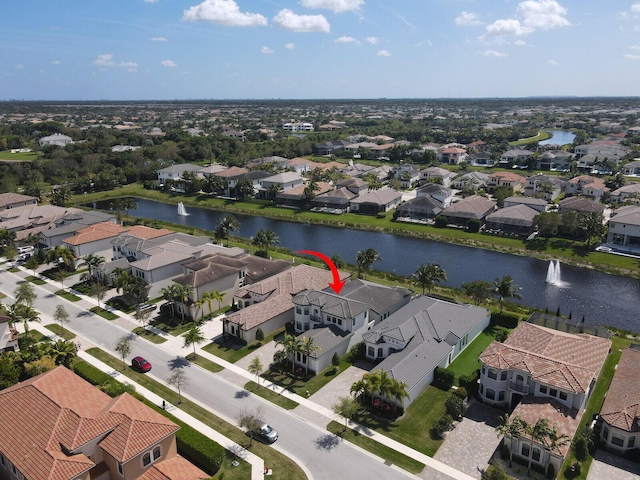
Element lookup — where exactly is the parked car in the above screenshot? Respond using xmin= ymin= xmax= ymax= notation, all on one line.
xmin=253 ymin=423 xmax=278 ymax=444
xmin=131 ymin=356 xmax=152 ymax=372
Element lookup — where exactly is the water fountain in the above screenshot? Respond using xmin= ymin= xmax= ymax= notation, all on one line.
xmin=546 ymin=260 xmax=562 ymax=285
xmin=177 ymin=202 xmax=188 ymax=216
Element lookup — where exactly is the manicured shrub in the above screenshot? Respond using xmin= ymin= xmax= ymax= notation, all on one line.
xmin=431 ymin=413 xmax=453 ymax=438
xmin=459 ymin=371 xmax=479 ymax=396
xmin=467 ymin=219 xmax=481 ymax=233
xmin=433 ymin=367 xmax=455 ymax=390
xmin=574 ymin=435 xmax=589 ymax=461
xmin=255 ymin=328 xmax=264 ymax=344
xmin=434 ymin=215 xmax=448 ymax=228
xmin=346 ymin=342 xmax=365 ymax=362
xmin=494 ymin=329 xmax=510 ymax=343
xmin=491 ymin=312 xmax=519 ymax=328
xmin=445 ymin=395 xmax=465 ymax=420
xmin=453 ymin=386 xmax=468 ymax=399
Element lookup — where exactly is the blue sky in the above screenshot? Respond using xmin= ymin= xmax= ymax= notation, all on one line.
xmin=2 ymin=0 xmax=640 ymax=100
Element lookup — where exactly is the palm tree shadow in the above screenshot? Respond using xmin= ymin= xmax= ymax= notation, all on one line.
xmin=314 ymin=433 xmax=341 ymax=452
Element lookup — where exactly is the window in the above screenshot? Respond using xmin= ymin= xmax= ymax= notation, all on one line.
xmin=629 ymin=436 xmax=636 ymax=448
xmin=550 ymin=388 xmax=558 ymax=397
xmin=143 ymin=452 xmax=152 ymax=467
xmin=296 ymin=307 xmax=302 ymax=314
xmin=482 ymin=366 xmax=486 ymax=375
xmin=296 ymin=322 xmax=302 ymax=331
xmin=377 ymin=348 xmax=383 ymax=358
xmin=338 ymin=318 xmax=342 ymax=326
xmin=368 ymin=346 xmax=374 ymax=357
xmin=532 ymin=448 xmax=541 ymax=462
xmin=304 ymin=307 xmax=309 ymax=315
xmin=522 ymin=443 xmax=530 ymax=457
xmin=498 ymin=391 xmax=505 ymax=401
xmin=500 ymin=371 xmax=508 ymax=381
xmin=612 ymin=433 xmax=625 ymax=447
xmin=352 ymin=318 xmax=356 ymax=327
xmin=559 ymin=391 xmax=567 ymax=401
xmin=488 ymin=369 xmax=497 ymax=380
xmin=603 ymin=426 xmax=609 ymax=441
xmin=486 ymin=388 xmax=495 ymax=400
xmin=304 ymin=323 xmax=310 ymax=331
xmin=539 ymin=385 xmax=547 ymax=394
xmin=153 ymin=446 xmax=161 ymax=461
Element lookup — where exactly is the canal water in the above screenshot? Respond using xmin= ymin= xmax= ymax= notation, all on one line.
xmin=539 ymin=130 xmax=576 ymax=146
xmin=94 ymin=199 xmax=640 ymax=332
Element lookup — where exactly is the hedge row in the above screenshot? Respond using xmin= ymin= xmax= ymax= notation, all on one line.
xmin=73 ymin=360 xmax=224 ymax=475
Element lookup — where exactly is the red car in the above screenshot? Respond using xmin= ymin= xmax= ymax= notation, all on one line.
xmin=131 ymin=356 xmax=152 ymax=373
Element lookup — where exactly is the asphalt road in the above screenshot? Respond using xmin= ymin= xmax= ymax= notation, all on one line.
xmin=0 ymin=268 xmax=416 ymax=480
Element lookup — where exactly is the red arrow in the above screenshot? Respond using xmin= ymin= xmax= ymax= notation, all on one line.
xmin=297 ymin=250 xmax=346 ymax=295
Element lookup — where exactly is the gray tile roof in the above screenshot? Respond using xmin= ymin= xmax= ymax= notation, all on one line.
xmin=485 ymin=204 xmax=538 ymax=227
xmin=339 ymin=279 xmax=412 ymax=320
xmin=298 ymin=325 xmax=351 ymax=359
xmin=442 ymin=195 xmax=496 ymax=220
xmin=292 ymin=289 xmax=370 ymax=319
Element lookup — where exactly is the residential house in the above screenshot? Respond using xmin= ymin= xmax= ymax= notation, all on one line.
xmin=223 ymin=264 xmax=348 ymax=343
xmin=257 ymin=172 xmax=304 ymax=199
xmin=291 ymin=280 xmax=412 ymax=374
xmin=611 ymin=183 xmax=640 ymax=203
xmin=172 ymin=253 xmax=291 ymax=319
xmin=503 ymin=196 xmax=547 ymax=213
xmin=0 ymin=366 xmax=208 ymax=480
xmin=0 ymin=313 xmax=19 ymax=352
xmin=0 ymin=193 xmax=37 ymax=211
xmin=599 ymin=348 xmax=640 ymax=455
xmin=451 ymin=171 xmax=490 ymax=191
xmin=478 ymin=322 xmax=610 ymax=475
xmin=622 ymin=160 xmax=640 ymax=176
xmin=283 ymin=157 xmax=311 ymax=174
xmin=225 ymin=170 xmax=271 ymax=197
xmin=523 ymin=174 xmax=567 ymax=201
xmin=198 ymin=164 xmax=227 ymax=178
xmin=468 ymin=152 xmax=495 ymax=167
xmin=485 ymin=204 xmax=539 ymax=237
xmin=574 ymin=141 xmax=629 ymax=165
xmin=311 ymin=188 xmax=358 ymax=214
xmin=341 ymin=161 xmax=376 ymax=178
xmin=437 ymin=147 xmax=468 ymax=165
xmin=38 ymin=211 xmax=117 ymax=249
xmin=38 ymin=133 xmax=73 ymax=147
xmin=607 ymin=205 xmax=640 ymax=249
xmin=336 ymin=177 xmax=369 ymax=194
xmin=275 ymin=181 xmax=333 ymax=208
xmin=282 ymin=122 xmax=314 ymax=132
xmin=392 ymin=164 xmax=421 ymax=188
xmin=499 ymin=149 xmax=534 ymax=167
xmin=420 ymin=167 xmax=457 ymax=187
xmin=349 ymin=187 xmax=402 ymax=214
xmin=487 ymin=172 xmax=525 ymax=193
xmin=111 ymin=145 xmax=141 ymax=153
xmin=314 ymin=140 xmax=349 ymax=156
xmin=565 ymin=175 xmax=608 ymax=202
xmin=557 ymin=197 xmax=605 ymax=217
xmin=157 ymin=163 xmax=203 ymax=186
xmin=441 ymin=195 xmax=496 ymax=227
xmin=62 ymin=222 xmax=129 ymax=258
xmin=362 ymin=296 xmax=490 ymax=408
xmin=536 ymin=150 xmax=574 ymax=171
xmin=395 ymin=196 xmax=444 ymax=223
xmin=415 ymin=184 xmax=454 ymax=207
xmin=221 ymin=129 xmax=245 ymax=142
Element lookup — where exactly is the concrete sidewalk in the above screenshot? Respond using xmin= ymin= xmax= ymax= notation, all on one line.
xmin=9 ymin=263 xmax=475 ymax=480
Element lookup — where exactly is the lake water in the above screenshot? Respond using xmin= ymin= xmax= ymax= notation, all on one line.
xmin=539 ymin=130 xmax=576 ymax=146
xmin=93 ymin=199 xmax=640 ymax=332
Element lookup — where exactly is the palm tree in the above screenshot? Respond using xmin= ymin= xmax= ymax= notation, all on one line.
xmin=174 ymin=283 xmax=191 ymax=323
xmin=275 ymin=333 xmax=302 ymax=373
xmin=46 ymin=245 xmax=76 ymax=270
xmin=412 ymin=262 xmax=447 ymax=295
xmin=14 ymin=283 xmax=37 ymax=308
xmin=526 ymin=418 xmax=552 ymax=475
xmin=544 ymin=424 xmax=571 ymax=474
xmin=215 ymin=214 xmax=240 ymax=247
xmin=362 ymin=371 xmax=381 ymax=406
xmin=375 ymin=370 xmax=394 ymax=401
xmin=300 ymin=335 xmax=320 ymax=374
xmin=10 ymin=303 xmax=40 ymax=340
xmin=496 ymin=413 xmax=525 ymax=467
xmin=113 ymin=267 xmax=135 ymax=296
xmin=248 ymin=357 xmax=264 ymax=386
xmin=389 ymin=378 xmax=410 ymax=407
xmin=161 ymin=284 xmax=179 ymax=318
xmin=493 ymin=275 xmax=523 ymax=315
xmin=183 ymin=325 xmax=205 ymax=358
xmin=210 ymin=290 xmax=225 ymax=315
xmin=201 ymin=291 xmax=214 ymax=320
xmin=47 ymin=339 xmax=76 ymax=367
xmin=350 ymin=379 xmax=367 ymax=403
xmin=80 ymin=253 xmax=105 ymax=281
xmin=356 ymin=248 xmax=381 ymax=279
xmin=251 ymin=229 xmax=279 ymax=257
xmin=195 ymin=297 xmax=206 ymax=324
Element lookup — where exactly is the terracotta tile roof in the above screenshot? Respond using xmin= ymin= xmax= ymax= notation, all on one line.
xmin=227 ymin=264 xmax=349 ymax=331
xmin=62 ymin=221 xmax=128 ymax=246
xmin=127 ymin=225 xmax=174 ymax=240
xmin=489 ymin=171 xmax=526 ymax=182
xmin=215 ymin=166 xmax=248 ymax=178
xmin=0 ymin=367 xmax=181 ymax=480
xmin=0 ymin=192 xmax=37 ymax=208
xmin=600 ymin=348 xmax=640 ymax=432
xmin=480 ymin=322 xmax=610 ymax=393
xmin=139 ymin=456 xmax=209 ymax=480
xmin=510 ymin=397 xmax=582 ymax=457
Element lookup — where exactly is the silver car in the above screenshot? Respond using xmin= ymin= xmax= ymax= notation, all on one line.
xmin=254 ymin=423 xmax=278 ymax=444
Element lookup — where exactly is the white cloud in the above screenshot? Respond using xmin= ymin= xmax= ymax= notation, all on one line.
xmin=144 ymin=0 xmax=159 ymax=3
xmin=483 ymin=0 xmax=569 ymax=38
xmin=518 ymin=0 xmax=570 ymax=30
xmin=514 ymin=39 xmax=527 ymax=46
xmin=631 ymin=45 xmax=640 ymax=50
xmin=183 ymin=0 xmax=268 ymax=27
xmin=376 ymin=49 xmax=391 ymax=56
xmin=151 ymin=36 xmax=167 ymax=42
xmin=272 ymin=9 xmax=330 ymax=33
xmin=415 ymin=39 xmax=432 ymax=47
xmin=366 ymin=36 xmax=380 ymax=44
xmin=482 ymin=50 xmax=508 ymax=57
xmin=92 ymin=54 xmax=138 ymax=68
xmin=261 ymin=46 xmax=274 ymax=54
xmin=335 ymin=36 xmax=360 ymax=44
xmin=15 ymin=64 xmax=24 ymax=69
xmin=547 ymin=59 xmax=557 ymax=65
xmin=161 ymin=59 xmax=177 ymax=67
xmin=456 ymin=11 xmax=482 ymax=26
xmin=300 ymin=0 xmax=364 ymax=14
xmin=624 ymin=53 xmax=640 ymax=59
xmin=285 ymin=43 xmax=296 ymax=49
xmin=632 ymin=3 xmax=640 ymax=13
xmin=51 ymin=60 xmax=61 ymax=65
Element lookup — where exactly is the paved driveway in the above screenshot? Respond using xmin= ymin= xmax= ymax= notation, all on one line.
xmin=433 ymin=401 xmax=503 ymax=479
xmin=306 ymin=361 xmax=372 ymax=410
xmin=588 ymin=450 xmax=640 ymax=480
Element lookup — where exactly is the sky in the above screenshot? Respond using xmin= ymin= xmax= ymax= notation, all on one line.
xmin=2 ymin=0 xmax=640 ymax=100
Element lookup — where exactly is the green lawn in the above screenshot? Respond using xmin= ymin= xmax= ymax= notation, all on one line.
xmin=151 ymin=316 xmax=200 ymax=337
xmin=25 ymin=275 xmax=46 ymax=285
xmin=186 ymin=353 xmax=224 ymax=373
xmin=327 ymin=421 xmax=425 ymax=474
xmin=0 ymin=149 xmax=41 ymax=161
xmin=261 ymin=355 xmax=353 ymax=397
xmin=346 ymin=385 xmax=451 ymax=457
xmin=509 ymin=131 xmax=552 ymax=146
xmin=132 ymin=326 xmax=167 ymax=344
xmin=86 ymin=348 xmax=307 ymax=480
xmin=45 ymin=324 xmax=76 ymax=341
xmin=244 ymin=381 xmax=299 ymax=410
xmin=90 ymin=306 xmax=119 ymax=320
xmin=203 ymin=326 xmax=286 ymax=363
xmin=56 ymin=290 xmax=81 ymax=301
xmin=559 ymin=335 xmax=631 ymax=480
xmin=447 ymin=324 xmax=512 ymax=385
